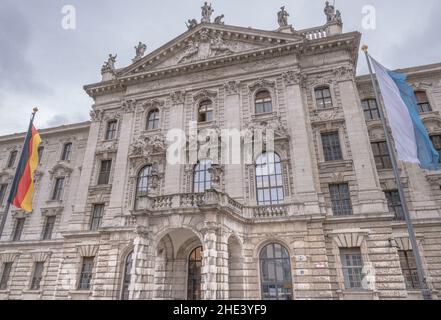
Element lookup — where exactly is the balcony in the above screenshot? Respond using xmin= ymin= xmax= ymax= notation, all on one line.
xmin=133 ymin=189 xmax=311 ymax=221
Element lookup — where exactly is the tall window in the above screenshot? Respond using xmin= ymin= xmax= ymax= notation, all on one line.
xmin=193 ymin=159 xmax=212 ymax=193
xmin=42 ymin=216 xmax=56 ymax=240
xmin=321 ymin=132 xmax=343 ymax=161
xmin=371 ymin=141 xmax=392 ymax=170
xmin=147 ymin=109 xmax=160 ymax=130
xmin=30 ymin=262 xmax=44 ymax=290
xmin=61 ymin=143 xmax=72 ymax=161
xmin=340 ymin=248 xmax=364 ymax=289
xmin=137 ymin=165 xmax=153 ymax=197
xmin=52 ymin=177 xmax=65 ymax=201
xmin=12 ymin=218 xmax=25 ymax=241
xmin=38 ymin=146 xmax=44 ymax=164
xmin=121 ymin=252 xmax=133 ymax=300
xmin=398 ymin=250 xmax=420 ymax=289
xmin=90 ymin=204 xmax=104 ymax=231
xmin=256 ymin=152 xmax=284 ymax=206
xmin=98 ymin=160 xmax=112 ymax=185
xmin=414 ymin=91 xmax=431 ymax=113
xmin=330 ymin=183 xmax=353 ymax=216
xmin=0 ymin=184 xmax=7 ymax=206
xmin=260 ymin=243 xmax=293 ymax=300
xmin=362 ymin=99 xmax=380 ymax=121
xmin=187 ymin=246 xmax=203 ymax=301
xmin=105 ymin=120 xmax=118 ymax=140
xmin=431 ymin=135 xmax=441 ymax=163
xmin=385 ymin=190 xmax=404 ymax=220
xmin=315 ymin=86 xmax=333 ymax=109
xmin=78 ymin=257 xmax=94 ymax=290
xmin=7 ymin=151 xmax=18 ymax=168
xmin=0 ymin=262 xmax=13 ymax=290
xmin=255 ymin=90 xmax=273 ymax=114
xmin=198 ymin=100 xmax=214 ymax=123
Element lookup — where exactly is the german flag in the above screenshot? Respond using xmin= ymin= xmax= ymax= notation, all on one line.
xmin=7 ymin=114 xmax=42 ymax=213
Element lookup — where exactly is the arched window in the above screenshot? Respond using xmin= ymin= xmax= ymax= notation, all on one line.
xmin=361 ymin=99 xmax=380 ymax=120
xmin=121 ymin=251 xmax=133 ymax=300
xmin=193 ymin=159 xmax=212 ymax=193
xmin=414 ymin=90 xmax=432 ymax=113
xmin=136 ymin=165 xmax=153 ymax=197
xmin=256 ymin=152 xmax=284 ymax=206
xmin=260 ymin=243 xmax=293 ymax=300
xmin=147 ymin=109 xmax=160 ymax=130
xmin=187 ymin=246 xmax=203 ymax=301
xmin=198 ymin=100 xmax=214 ymax=123
xmin=315 ymin=86 xmax=333 ymax=109
xmin=255 ymin=90 xmax=273 ymax=114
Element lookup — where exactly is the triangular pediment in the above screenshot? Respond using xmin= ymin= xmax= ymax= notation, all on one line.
xmin=119 ymin=23 xmax=305 ymax=77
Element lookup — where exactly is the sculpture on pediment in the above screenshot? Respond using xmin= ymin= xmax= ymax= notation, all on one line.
xmin=186 ymin=19 xmax=198 ymax=30
xmin=214 ymin=14 xmax=225 ymax=25
xmin=210 ymin=35 xmax=233 ymax=56
xmin=277 ymin=6 xmax=290 ymax=27
xmin=101 ymin=54 xmax=117 ymax=73
xmin=133 ymin=42 xmax=147 ymax=61
xmin=201 ymin=2 xmax=214 ymax=23
xmin=179 ymin=40 xmax=200 ymax=63
xmin=324 ymin=1 xmax=342 ymax=25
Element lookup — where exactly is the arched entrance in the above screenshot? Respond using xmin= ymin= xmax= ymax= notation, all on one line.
xmin=154 ymin=228 xmax=203 ymax=300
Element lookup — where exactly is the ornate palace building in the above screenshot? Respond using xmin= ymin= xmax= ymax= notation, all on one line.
xmin=1 ymin=3 xmax=441 ymax=300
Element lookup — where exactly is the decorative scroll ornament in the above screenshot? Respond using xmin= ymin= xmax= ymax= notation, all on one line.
xmin=224 ymin=81 xmax=240 ymax=95
xmin=282 ymin=70 xmax=305 ymax=86
xmin=122 ymin=99 xmax=137 ymax=114
xmin=90 ymin=109 xmax=104 ymax=122
xmin=170 ymin=91 xmax=186 ymax=105
xmin=248 ymin=78 xmax=276 ymax=93
xmin=333 ymin=65 xmax=355 ymax=81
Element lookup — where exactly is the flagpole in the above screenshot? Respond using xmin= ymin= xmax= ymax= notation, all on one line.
xmin=361 ymin=45 xmax=432 ymax=300
xmin=0 ymin=108 xmax=38 ymax=240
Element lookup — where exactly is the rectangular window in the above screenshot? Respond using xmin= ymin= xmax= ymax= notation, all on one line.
xmin=321 ymin=132 xmax=343 ymax=161
xmin=315 ymin=87 xmax=333 ymax=109
xmin=431 ymin=135 xmax=441 ymax=163
xmin=30 ymin=262 xmax=44 ymax=291
xmin=37 ymin=146 xmax=44 ymax=164
xmin=105 ymin=121 xmax=118 ymax=140
xmin=330 ymin=183 xmax=353 ymax=216
xmin=98 ymin=160 xmax=112 ymax=185
xmin=398 ymin=250 xmax=420 ymax=289
xmin=0 ymin=184 xmax=7 ymax=206
xmin=7 ymin=151 xmax=18 ymax=168
xmin=90 ymin=204 xmax=104 ymax=231
xmin=362 ymin=99 xmax=380 ymax=121
xmin=78 ymin=257 xmax=94 ymax=290
xmin=12 ymin=218 xmax=25 ymax=242
xmin=385 ymin=190 xmax=404 ymax=220
xmin=0 ymin=262 xmax=13 ymax=290
xmin=340 ymin=248 xmax=364 ymax=289
xmin=61 ymin=143 xmax=72 ymax=161
xmin=371 ymin=141 xmax=392 ymax=169
xmin=415 ymin=91 xmax=432 ymax=113
xmin=52 ymin=177 xmax=65 ymax=201
xmin=42 ymin=216 xmax=56 ymax=240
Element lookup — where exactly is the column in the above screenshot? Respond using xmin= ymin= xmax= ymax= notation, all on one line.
xmin=130 ymin=226 xmax=154 ymax=300
xmin=336 ymin=66 xmax=386 ymax=214
xmin=223 ymin=81 xmax=245 ymax=200
xmin=105 ymin=100 xmax=136 ymax=226
xmin=283 ymin=71 xmax=320 ymax=213
xmin=163 ymin=91 xmax=186 ymax=195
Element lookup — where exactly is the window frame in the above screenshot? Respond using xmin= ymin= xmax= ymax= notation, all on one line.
xmin=0 ymin=262 xmax=13 ymax=290
xmin=430 ymin=135 xmax=441 ymax=164
xmin=193 ymin=159 xmax=213 ymax=193
xmin=30 ymin=262 xmax=45 ymax=291
xmin=187 ymin=246 xmax=203 ymax=301
xmin=90 ymin=204 xmax=104 ymax=231
xmin=340 ymin=248 xmax=364 ymax=290
xmin=384 ymin=190 xmax=404 ymax=220
xmin=329 ymin=183 xmax=353 ymax=216
xmin=7 ymin=151 xmax=18 ymax=168
xmin=147 ymin=109 xmax=160 ymax=130
xmin=371 ymin=141 xmax=392 ymax=170
xmin=314 ymin=86 xmax=333 ymax=110
xmin=78 ymin=257 xmax=95 ymax=290
xmin=97 ymin=160 xmax=112 ymax=185
xmin=51 ymin=177 xmax=65 ymax=201
xmin=255 ymin=152 xmax=285 ymax=206
xmin=121 ymin=251 xmax=133 ymax=300
xmin=105 ymin=120 xmax=118 ymax=140
xmin=12 ymin=218 xmax=25 ymax=242
xmin=361 ymin=99 xmax=380 ymax=121
xmin=259 ymin=243 xmax=293 ymax=300
xmin=197 ymin=100 xmax=214 ymax=123
xmin=321 ymin=132 xmax=343 ymax=162
xmin=37 ymin=146 xmax=44 ymax=164
xmin=42 ymin=216 xmax=56 ymax=240
xmin=61 ymin=143 xmax=72 ymax=161
xmin=414 ymin=90 xmax=432 ymax=114
xmin=398 ymin=250 xmax=420 ymax=290
xmin=136 ymin=165 xmax=153 ymax=197
xmin=0 ymin=184 xmax=8 ymax=206
xmin=254 ymin=90 xmax=273 ymax=114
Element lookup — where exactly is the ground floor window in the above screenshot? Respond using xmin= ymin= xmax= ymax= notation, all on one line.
xmin=187 ymin=246 xmax=203 ymax=300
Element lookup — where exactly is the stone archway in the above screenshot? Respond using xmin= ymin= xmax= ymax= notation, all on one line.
xmin=154 ymin=228 xmax=203 ymax=300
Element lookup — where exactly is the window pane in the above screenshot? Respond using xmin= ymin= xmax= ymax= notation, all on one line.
xmin=61 ymin=143 xmax=72 ymax=161
xmin=98 ymin=160 xmax=112 ymax=185
xmin=321 ymin=132 xmax=343 ymax=161
xmin=315 ymin=87 xmax=333 ymax=109
xmin=0 ymin=184 xmax=7 ymax=206
xmin=330 ymin=184 xmax=353 ymax=216
xmin=256 ymin=153 xmax=284 ymax=206
xmin=90 ymin=205 xmax=104 ymax=231
xmin=78 ymin=257 xmax=94 ymax=290
xmin=13 ymin=218 xmax=25 ymax=241
xmin=30 ymin=262 xmax=44 ymax=290
xmin=7 ymin=151 xmax=18 ymax=168
xmin=0 ymin=263 xmax=13 ymax=290
xmin=42 ymin=216 xmax=56 ymax=240
xmin=340 ymin=248 xmax=363 ymax=289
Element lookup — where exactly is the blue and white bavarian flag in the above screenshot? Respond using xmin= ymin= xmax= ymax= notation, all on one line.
xmin=371 ymin=57 xmax=439 ymax=171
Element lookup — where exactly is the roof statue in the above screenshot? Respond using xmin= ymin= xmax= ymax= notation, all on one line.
xmin=201 ymin=2 xmax=214 ymax=23
xmin=324 ymin=1 xmax=343 ymax=25
xmin=133 ymin=42 xmax=147 ymax=62
xmin=214 ymin=14 xmax=225 ymax=25
xmin=186 ymin=19 xmax=198 ymax=30
xmin=277 ymin=6 xmax=290 ymax=28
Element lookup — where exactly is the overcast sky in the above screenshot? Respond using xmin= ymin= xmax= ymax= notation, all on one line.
xmin=0 ymin=0 xmax=440 ymax=136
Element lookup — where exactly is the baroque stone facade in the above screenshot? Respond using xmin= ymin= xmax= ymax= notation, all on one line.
xmin=1 ymin=4 xmax=441 ymax=300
